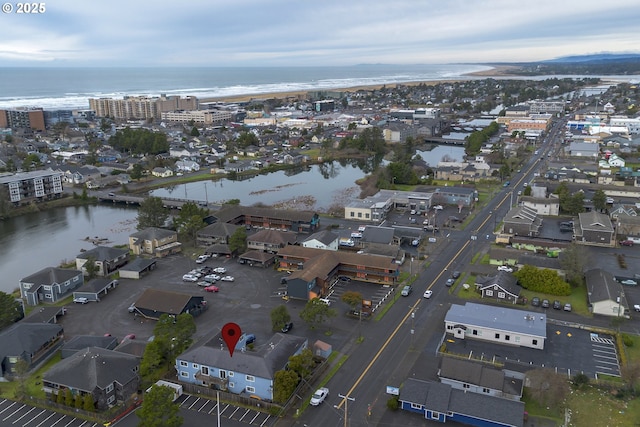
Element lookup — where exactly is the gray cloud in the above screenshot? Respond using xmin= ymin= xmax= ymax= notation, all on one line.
xmin=1 ymin=0 xmax=638 ymax=66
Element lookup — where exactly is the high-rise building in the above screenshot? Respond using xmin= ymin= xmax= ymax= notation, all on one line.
xmin=0 ymin=169 xmax=64 ymax=206
xmin=0 ymin=108 xmax=46 ymax=131
xmin=89 ymin=95 xmax=199 ymax=120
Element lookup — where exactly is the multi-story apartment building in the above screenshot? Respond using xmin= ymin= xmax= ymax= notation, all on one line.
xmin=161 ymin=109 xmax=232 ymax=125
xmin=0 ymin=169 xmax=64 ymax=206
xmin=89 ymin=95 xmax=198 ymax=120
xmin=0 ymin=108 xmax=46 ymax=131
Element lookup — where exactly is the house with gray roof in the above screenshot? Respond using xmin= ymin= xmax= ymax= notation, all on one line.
xmin=176 ymin=332 xmax=307 ymax=401
xmin=567 ymin=141 xmax=599 ymax=158
xmin=438 ymin=357 xmax=524 ymax=401
xmin=20 ymin=267 xmax=84 ymax=306
xmin=196 ymin=222 xmax=240 ymax=247
xmin=0 ymin=322 xmax=64 ymax=379
xmin=445 ymin=302 xmax=547 ymax=350
xmin=476 ymin=271 xmax=521 ymax=304
xmin=302 ymin=230 xmax=339 ymax=251
xmin=574 ymin=211 xmax=615 ymax=247
xmin=75 ymin=246 xmax=130 ymax=276
xmin=60 ymin=335 xmax=119 ymax=358
xmin=129 ymin=227 xmax=181 ymax=257
xmin=247 ymin=229 xmax=297 ymax=253
xmin=502 ymin=205 xmax=543 ymax=237
xmin=43 ymin=347 xmax=140 ymax=411
xmin=586 ymin=268 xmax=629 ymax=317
xmin=72 ymin=277 xmax=119 ymax=302
xmin=399 ymin=378 xmax=524 ymax=427
xmin=131 ymin=288 xmax=207 ymax=320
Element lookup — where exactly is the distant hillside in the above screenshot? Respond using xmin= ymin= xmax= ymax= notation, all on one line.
xmin=486 ymin=53 xmax=640 ymax=76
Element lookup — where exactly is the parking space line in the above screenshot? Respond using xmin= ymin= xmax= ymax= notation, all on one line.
xmin=187 ymin=397 xmax=201 ymax=410
xmin=259 ymin=415 xmax=271 ymax=427
xmin=22 ymin=408 xmax=47 ymax=426
xmin=49 ymin=415 xmax=69 ymax=426
xmin=238 ymin=408 xmax=251 ymax=421
xmin=3 ymin=403 xmax=25 ymax=421
xmin=0 ymin=401 xmax=18 ymax=415
xmin=63 ymin=417 xmax=77 ymax=427
xmin=207 ymin=402 xmax=219 ymax=415
xmin=593 ymin=353 xmax=618 ymax=361
xmin=249 ymin=412 xmax=261 ymax=424
xmin=14 ymin=405 xmax=38 ymax=423
xmin=33 ymin=411 xmax=56 ymax=427
xmin=197 ymin=400 xmax=210 ymax=412
xmin=219 ymin=403 xmax=230 ymax=415
xmin=229 ymin=406 xmax=240 ymax=418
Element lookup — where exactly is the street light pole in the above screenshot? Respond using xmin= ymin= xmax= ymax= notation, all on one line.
xmin=335 ymin=394 xmax=355 ymax=427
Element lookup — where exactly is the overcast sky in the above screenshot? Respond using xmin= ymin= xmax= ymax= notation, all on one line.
xmin=1 ymin=0 xmax=639 ymax=67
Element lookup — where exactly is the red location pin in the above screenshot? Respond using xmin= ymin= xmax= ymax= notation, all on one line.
xmin=221 ymin=322 xmax=242 ymax=357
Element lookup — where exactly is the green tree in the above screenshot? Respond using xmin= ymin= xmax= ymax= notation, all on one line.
xmin=137 ymin=385 xmax=183 ymax=427
xmin=273 ymin=369 xmax=299 ymax=404
xmin=514 ymin=265 xmax=571 ymax=295
xmin=0 ymin=291 xmax=23 ymax=328
xmin=228 ymin=227 xmax=247 ymax=255
xmin=137 ymin=197 xmax=169 ymax=230
xmin=109 ymin=127 xmax=169 ymax=155
xmin=56 ymin=389 xmax=65 ymax=404
xmin=593 ymin=189 xmax=607 ymax=212
xmin=74 ymin=394 xmax=83 ymax=409
xmin=270 ymin=305 xmax=291 ymax=331
xmin=236 ymin=131 xmax=259 ymax=149
xmin=131 ymin=163 xmax=145 ymax=180
xmin=559 ymin=243 xmax=589 ymax=287
xmin=523 ymin=186 xmax=532 ymax=196
xmin=140 ymin=339 xmax=166 ymax=379
xmin=287 ymin=348 xmax=315 ymax=380
xmin=83 ymin=256 xmax=100 ymax=280
xmin=82 ymin=393 xmax=95 ymax=411
xmin=299 ymin=298 xmax=336 ymax=329
xmin=22 ymin=153 xmax=42 ymax=171
xmin=190 ymin=126 xmax=200 ymax=137
xmin=64 ymin=388 xmax=74 ymax=406
xmin=173 ymin=202 xmax=208 ymax=241
xmin=341 ymin=291 xmax=363 ymax=310
xmin=13 ymin=358 xmax=29 ymax=399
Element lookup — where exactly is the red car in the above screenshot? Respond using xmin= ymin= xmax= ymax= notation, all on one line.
xmin=204 ymin=285 xmax=219 ymax=292
xmin=620 ymin=240 xmax=634 ymax=247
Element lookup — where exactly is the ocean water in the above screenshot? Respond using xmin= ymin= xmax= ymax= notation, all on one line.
xmin=0 ymin=64 xmax=492 ymax=110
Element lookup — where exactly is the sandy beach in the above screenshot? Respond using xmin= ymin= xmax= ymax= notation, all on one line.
xmin=202 ymin=65 xmax=521 ymax=104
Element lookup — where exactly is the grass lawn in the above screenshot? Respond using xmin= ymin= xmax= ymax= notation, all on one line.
xmin=566 ymin=385 xmax=640 ymax=427
xmin=520 ymin=286 xmax=591 ymax=317
xmin=456 ymin=275 xmax=482 ymax=300
xmin=0 ymin=352 xmax=62 ymax=400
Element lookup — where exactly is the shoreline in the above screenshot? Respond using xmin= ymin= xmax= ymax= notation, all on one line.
xmin=201 ymin=65 xmax=521 ymax=104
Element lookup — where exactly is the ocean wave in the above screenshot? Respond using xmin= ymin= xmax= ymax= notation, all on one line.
xmin=0 ymin=65 xmax=492 ymax=110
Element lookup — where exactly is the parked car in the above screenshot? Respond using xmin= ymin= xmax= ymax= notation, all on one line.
xmin=634 ymin=304 xmax=640 ymax=312
xmin=220 ymin=276 xmax=235 ymax=282
xmin=73 ymin=297 xmax=88 ymax=304
xmin=123 ymin=333 xmax=136 ymax=340
xmin=213 ymin=267 xmax=227 ymax=274
xmin=423 ymin=290 xmax=433 ymax=299
xmin=338 ymin=276 xmax=351 ymax=282
xmin=310 ymin=387 xmax=329 ymax=406
xmin=542 ymin=299 xmax=550 ymax=309
xmin=497 ymin=266 xmax=513 ymax=273
xmin=452 ymin=271 xmax=461 ymax=279
xmin=358 ymin=225 xmax=366 ymax=232
xmin=350 ymin=232 xmax=363 ymax=238
xmin=204 ymin=285 xmax=219 ymax=292
xmin=182 ymin=274 xmax=198 ymax=282
xmin=564 ymin=303 xmax=572 ymax=312
xmin=318 ymin=297 xmax=331 ymax=306
xmin=128 ymin=304 xmax=136 ymax=313
xmin=621 ymin=279 xmax=638 ymax=286
xmin=445 ymin=278 xmax=455 ymax=287
xmin=204 ymin=274 xmax=220 ymax=282
xmin=281 ymin=322 xmax=293 ymax=333
xmin=553 ymin=300 xmax=562 ymax=310
xmin=620 ymin=240 xmax=634 ymax=247
xmin=401 ymin=285 xmax=413 ymax=296
xmin=195 ymin=255 xmax=209 ymax=264
xmin=433 ymin=205 xmax=443 ymax=210
xmin=531 ymin=297 xmax=541 ymax=307
xmin=245 ymin=334 xmax=256 ymax=345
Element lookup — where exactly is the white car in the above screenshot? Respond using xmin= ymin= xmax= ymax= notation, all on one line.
xmin=423 ymin=290 xmax=433 ymax=299
xmin=358 ymin=225 xmax=366 ymax=232
xmin=204 ymin=274 xmax=220 ymax=282
xmin=310 ymin=387 xmax=329 ymax=406
xmin=182 ymin=274 xmax=199 ymax=282
xmin=433 ymin=205 xmax=443 ymax=210
xmin=195 ymin=255 xmax=209 ymax=264
xmin=73 ymin=297 xmax=88 ymax=304
xmin=220 ymin=276 xmax=235 ymax=282
xmin=213 ymin=267 xmax=227 ymax=274
xmin=497 ymin=266 xmax=513 ymax=273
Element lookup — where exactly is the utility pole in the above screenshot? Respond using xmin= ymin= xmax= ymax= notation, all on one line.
xmin=335 ymin=393 xmax=355 ymax=427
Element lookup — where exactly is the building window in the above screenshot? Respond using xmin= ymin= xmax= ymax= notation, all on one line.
xmin=350 ymin=212 xmax=354 ymax=217
xmin=365 ymin=213 xmax=370 ymax=219
xmin=105 ymin=383 xmax=114 ymax=393
xmin=180 ymin=361 xmax=188 ymax=367
xmin=192 ymin=363 xmax=198 ymax=368
xmin=485 ymin=289 xmax=493 ymax=296
xmin=515 ymin=336 xmax=521 ymax=343
xmin=44 ymin=294 xmax=52 ymax=299
xmin=505 ymin=335 xmax=510 ymax=341
xmin=532 ymin=339 xmax=538 ymax=346
xmin=220 ymin=370 xmax=227 ymax=379
xmin=246 ymin=386 xmax=255 ymax=393
xmin=107 ymin=395 xmax=115 ymax=404
xmin=228 ymin=371 xmax=234 ymax=377
xmin=411 ymin=402 xmax=423 ymax=410
xmin=246 ymin=375 xmax=255 ymax=382
xmin=463 ymin=384 xmax=470 ymax=389
xmin=201 ymin=366 xmax=209 ymax=375
xmin=431 ymin=411 xmax=440 ymax=420
xmin=357 ymin=212 xmax=362 ymax=218
xmin=495 ymin=333 xmax=500 ymax=339
xmin=229 ymin=382 xmax=234 ymax=388
xmin=483 ymin=388 xmax=490 ymax=393
xmin=498 ymin=292 xmax=506 ymax=299
xmin=472 ymin=329 xmax=478 ymax=336
xmin=180 ymin=371 xmax=189 ymax=378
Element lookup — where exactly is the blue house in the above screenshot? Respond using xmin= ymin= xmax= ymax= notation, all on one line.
xmin=176 ymin=332 xmax=307 ymax=401
xmin=399 ymin=378 xmax=524 ymax=427
xmin=20 ymin=267 xmax=84 ymax=306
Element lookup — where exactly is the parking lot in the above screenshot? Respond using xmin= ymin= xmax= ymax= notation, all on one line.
xmin=177 ymin=394 xmax=274 ymax=426
xmin=0 ymin=398 xmax=101 ymax=427
xmin=442 ymin=323 xmax=620 ymax=378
